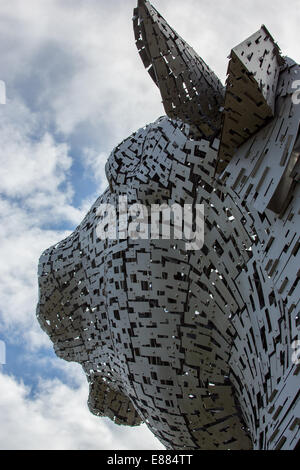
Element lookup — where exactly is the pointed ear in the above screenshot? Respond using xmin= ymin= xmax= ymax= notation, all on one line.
xmin=133 ymin=0 xmax=225 ymax=138
xmin=216 ymin=25 xmax=285 ymax=173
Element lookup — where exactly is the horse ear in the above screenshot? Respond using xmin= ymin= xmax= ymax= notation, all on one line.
xmin=133 ymin=0 xmax=225 ymax=138
xmin=216 ymin=25 xmax=285 ymax=173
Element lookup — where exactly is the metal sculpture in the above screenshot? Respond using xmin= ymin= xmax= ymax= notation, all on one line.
xmin=37 ymin=0 xmax=299 ymax=450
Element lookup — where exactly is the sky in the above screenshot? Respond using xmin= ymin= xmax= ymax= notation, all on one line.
xmin=0 ymin=0 xmax=299 ymax=450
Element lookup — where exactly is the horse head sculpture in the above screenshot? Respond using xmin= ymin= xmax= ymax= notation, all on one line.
xmin=37 ymin=0 xmax=300 ymax=450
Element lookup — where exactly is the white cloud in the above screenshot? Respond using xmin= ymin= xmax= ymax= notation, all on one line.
xmin=0 ymin=96 xmax=85 ymax=348
xmin=0 ymin=198 xmax=70 ymax=348
xmin=0 ymin=369 xmax=164 ymax=450
xmin=0 ymin=0 xmax=161 ymax=147
xmin=83 ymin=148 xmax=109 ymax=195
xmin=0 ymin=98 xmax=86 ymax=224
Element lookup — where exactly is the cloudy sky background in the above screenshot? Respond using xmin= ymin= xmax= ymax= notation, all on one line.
xmin=0 ymin=0 xmax=299 ymax=450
